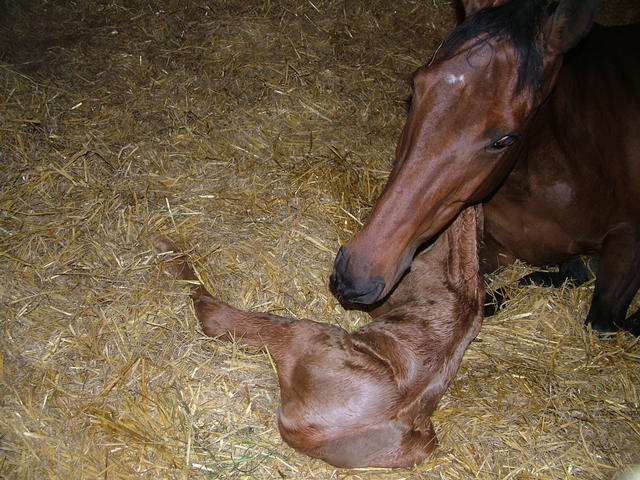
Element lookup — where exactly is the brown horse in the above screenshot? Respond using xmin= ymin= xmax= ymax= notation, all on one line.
xmin=154 ymin=205 xmax=483 ymax=468
xmin=330 ymin=0 xmax=640 ymax=335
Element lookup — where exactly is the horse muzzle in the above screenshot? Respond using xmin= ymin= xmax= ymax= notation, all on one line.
xmin=330 ymin=246 xmax=386 ymax=305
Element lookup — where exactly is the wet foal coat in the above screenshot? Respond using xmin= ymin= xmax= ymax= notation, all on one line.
xmin=330 ymin=0 xmax=640 ymax=335
xmin=154 ymin=205 xmax=483 ymax=468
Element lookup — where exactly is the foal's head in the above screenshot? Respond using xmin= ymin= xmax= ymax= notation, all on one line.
xmin=331 ymin=0 xmax=597 ymax=305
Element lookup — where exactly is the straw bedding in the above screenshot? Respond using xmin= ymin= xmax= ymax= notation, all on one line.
xmin=1 ymin=0 xmax=638 ymax=478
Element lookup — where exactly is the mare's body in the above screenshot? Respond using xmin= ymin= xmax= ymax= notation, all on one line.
xmin=330 ymin=0 xmax=640 ymax=335
xmin=485 ymin=24 xmax=639 ymax=264
xmin=154 ymin=206 xmax=483 ymax=468
xmin=483 ymin=22 xmax=640 ymax=329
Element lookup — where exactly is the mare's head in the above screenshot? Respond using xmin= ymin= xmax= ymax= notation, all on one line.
xmin=330 ymin=0 xmax=598 ymax=305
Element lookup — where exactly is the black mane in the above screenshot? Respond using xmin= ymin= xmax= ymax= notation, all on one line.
xmin=440 ymin=0 xmax=549 ymax=91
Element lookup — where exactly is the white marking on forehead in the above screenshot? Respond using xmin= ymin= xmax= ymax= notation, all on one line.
xmin=445 ymin=73 xmax=465 ymax=85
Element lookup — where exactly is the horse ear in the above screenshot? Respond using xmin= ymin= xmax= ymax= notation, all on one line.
xmin=542 ymin=0 xmax=598 ymax=56
xmin=459 ymin=0 xmax=503 ymax=19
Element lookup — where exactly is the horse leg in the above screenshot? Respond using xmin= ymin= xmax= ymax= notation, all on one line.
xmin=519 ymin=255 xmax=597 ymax=288
xmin=482 ymin=249 xmax=597 ymax=317
xmin=585 ymin=227 xmax=640 ymax=336
xmin=485 ymin=256 xmax=598 ymax=316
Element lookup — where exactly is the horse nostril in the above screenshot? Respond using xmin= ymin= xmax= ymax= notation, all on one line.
xmin=354 ymin=277 xmax=385 ymax=304
xmin=329 ymin=247 xmax=386 ymax=305
xmin=334 ymin=246 xmax=348 ymax=270
xmin=330 ymin=246 xmax=348 ymax=286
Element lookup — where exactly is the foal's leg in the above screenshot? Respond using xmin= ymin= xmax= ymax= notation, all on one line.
xmin=585 ymin=227 xmax=640 ymax=335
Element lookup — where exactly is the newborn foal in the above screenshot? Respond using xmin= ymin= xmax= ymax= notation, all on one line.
xmin=153 ymin=205 xmax=483 ymax=468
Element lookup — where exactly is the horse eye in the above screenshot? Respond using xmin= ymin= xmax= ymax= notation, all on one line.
xmin=490 ymin=134 xmax=518 ymax=150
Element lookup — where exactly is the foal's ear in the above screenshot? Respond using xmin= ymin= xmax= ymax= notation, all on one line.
xmin=542 ymin=0 xmax=598 ymax=56
xmin=445 ymin=205 xmax=482 ymax=287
